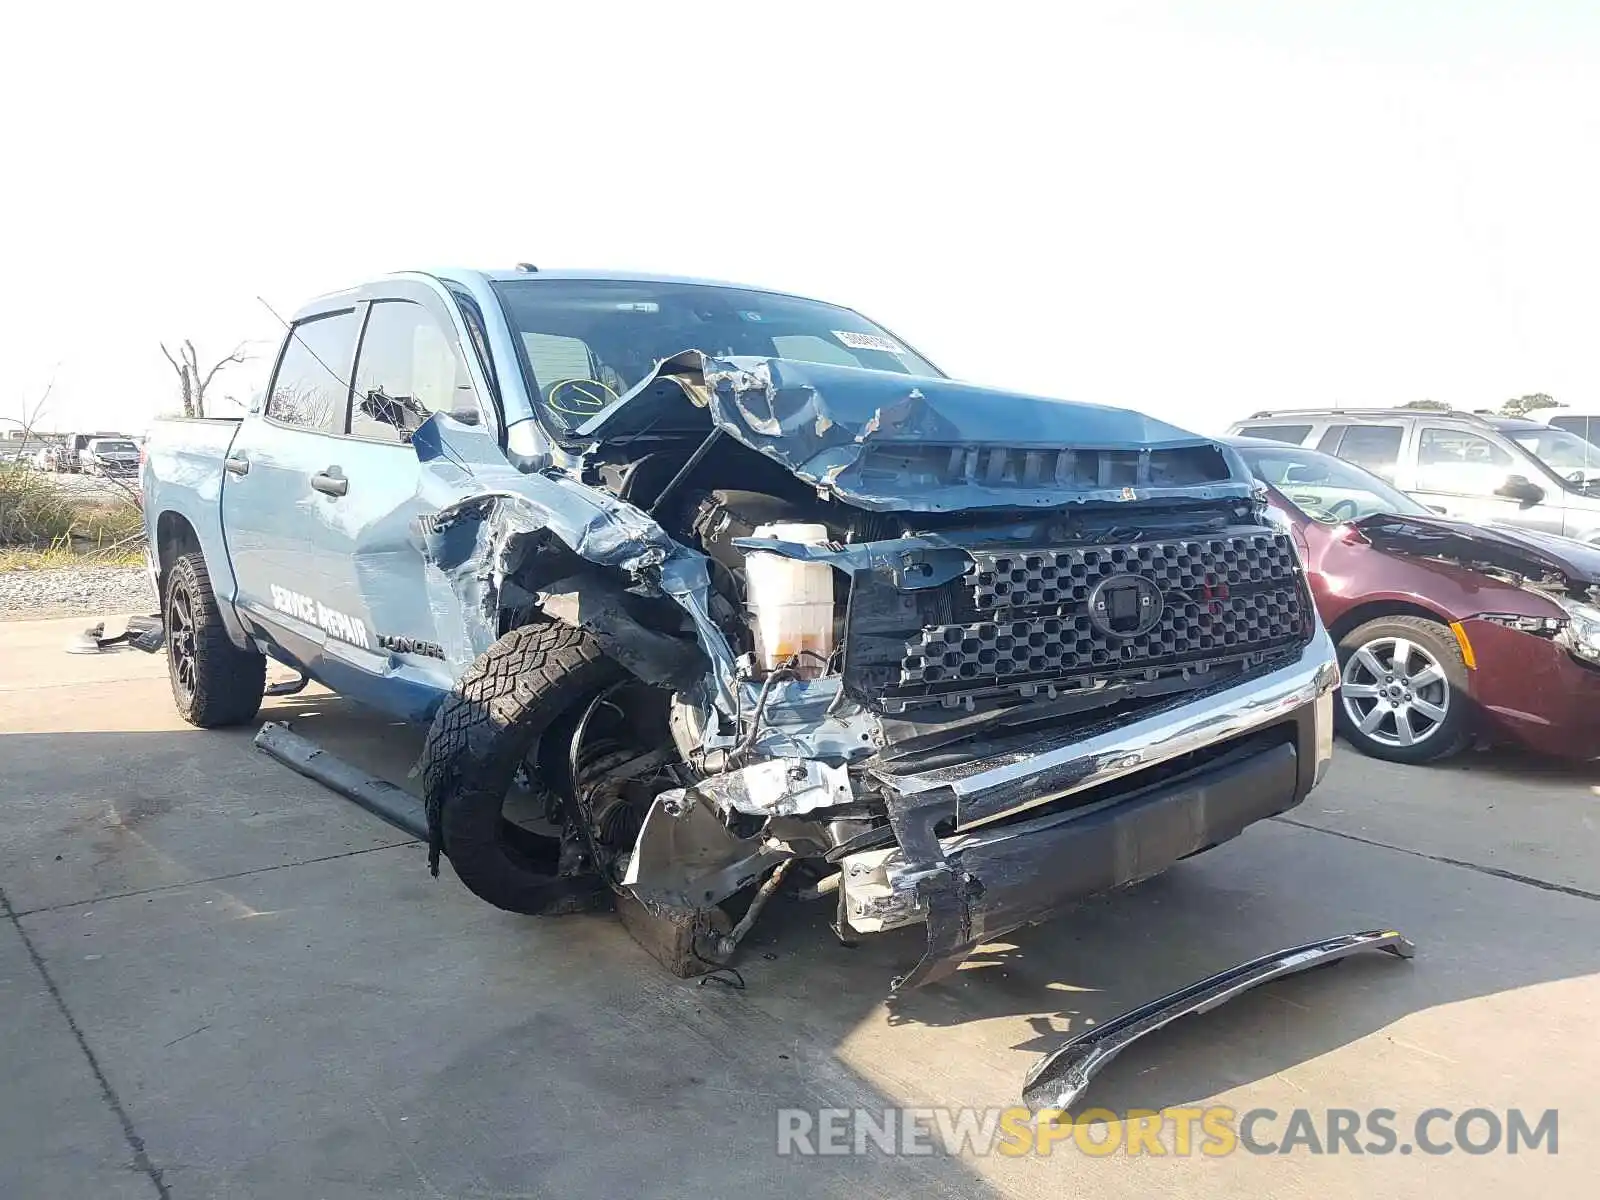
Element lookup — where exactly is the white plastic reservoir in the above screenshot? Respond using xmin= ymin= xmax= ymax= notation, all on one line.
xmin=745 ymin=522 xmax=836 ymax=679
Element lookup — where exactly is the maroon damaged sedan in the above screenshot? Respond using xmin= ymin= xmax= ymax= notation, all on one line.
xmin=1229 ymin=437 xmax=1600 ymax=764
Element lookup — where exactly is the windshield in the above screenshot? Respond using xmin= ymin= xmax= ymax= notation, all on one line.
xmin=491 ymin=278 xmax=941 ymax=432
xmin=90 ymin=440 xmax=136 ymax=454
xmin=1233 ymin=441 xmax=1430 ymax=522
xmin=1508 ymin=426 xmax=1600 ymax=479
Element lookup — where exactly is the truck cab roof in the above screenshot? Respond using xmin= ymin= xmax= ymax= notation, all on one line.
xmin=292 ymin=267 xmax=821 ymax=322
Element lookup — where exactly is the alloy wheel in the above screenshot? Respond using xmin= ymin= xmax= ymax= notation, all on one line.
xmin=168 ymin=580 xmax=197 ymax=706
xmin=1340 ymin=635 xmax=1450 ymax=749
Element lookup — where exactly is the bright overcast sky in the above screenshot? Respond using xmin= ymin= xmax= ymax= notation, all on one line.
xmin=5 ymin=0 xmax=1599 ymax=436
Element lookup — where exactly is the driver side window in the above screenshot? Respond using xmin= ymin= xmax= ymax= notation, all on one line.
xmin=1416 ymin=428 xmax=1514 ymax=496
xmin=349 ymin=301 xmax=477 ymax=443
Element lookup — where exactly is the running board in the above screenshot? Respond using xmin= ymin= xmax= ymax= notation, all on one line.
xmin=253 ymin=721 xmax=427 ymax=841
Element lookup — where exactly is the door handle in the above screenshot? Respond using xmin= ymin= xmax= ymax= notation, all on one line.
xmin=311 ymin=468 xmax=348 ymax=497
xmin=224 ymin=454 xmax=250 ymax=476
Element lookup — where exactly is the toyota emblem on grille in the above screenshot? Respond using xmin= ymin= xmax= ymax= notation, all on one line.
xmin=1087 ymin=573 xmax=1164 ymax=638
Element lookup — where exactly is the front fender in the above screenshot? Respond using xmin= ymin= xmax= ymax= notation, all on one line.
xmin=410 ymin=413 xmax=738 ymax=712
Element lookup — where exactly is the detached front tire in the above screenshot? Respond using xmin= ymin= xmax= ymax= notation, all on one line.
xmin=164 ymin=551 xmax=266 ymax=727
xmin=1335 ymin=615 xmax=1471 ymax=764
xmin=420 ymin=620 xmax=623 ymax=915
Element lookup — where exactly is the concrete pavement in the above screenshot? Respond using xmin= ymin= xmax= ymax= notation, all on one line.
xmin=2 ymin=613 xmax=1596 ymax=1197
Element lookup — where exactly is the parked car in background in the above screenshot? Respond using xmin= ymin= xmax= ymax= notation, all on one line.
xmin=1229 ymin=436 xmax=1600 ymax=764
xmin=1491 ymin=416 xmax=1600 ymax=486
xmin=79 ymin=436 xmax=141 ymax=477
xmin=1544 ymin=410 xmax=1600 ymax=450
xmin=54 ymin=432 xmax=128 ymax=473
xmin=1228 ymin=408 xmax=1600 ymax=543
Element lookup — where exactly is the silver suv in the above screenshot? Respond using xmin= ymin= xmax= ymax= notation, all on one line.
xmin=1227 ymin=408 xmax=1600 ymax=543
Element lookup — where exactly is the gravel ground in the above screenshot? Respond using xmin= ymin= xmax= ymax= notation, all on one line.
xmin=0 ymin=564 xmax=157 ymax=619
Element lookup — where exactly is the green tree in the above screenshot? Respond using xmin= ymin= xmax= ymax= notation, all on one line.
xmin=1402 ymin=399 xmax=1451 ymax=411
xmin=1500 ymin=393 xmax=1561 ymax=417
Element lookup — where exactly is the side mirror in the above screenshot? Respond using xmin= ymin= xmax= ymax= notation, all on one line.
xmin=1496 ymin=474 xmax=1546 ymax=508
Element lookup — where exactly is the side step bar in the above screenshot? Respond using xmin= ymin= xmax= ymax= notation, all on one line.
xmin=253 ymin=721 xmax=428 ymax=841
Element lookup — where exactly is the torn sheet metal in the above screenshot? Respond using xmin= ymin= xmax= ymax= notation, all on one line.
xmin=1022 ymin=930 xmax=1417 ymax=1114
xmin=1355 ymin=513 xmax=1600 ymax=592
xmin=536 ymin=574 xmax=705 ymax=687
xmin=621 ymin=782 xmax=784 ymax=908
xmin=408 ymin=411 xmax=741 ymax=713
xmin=733 ymin=676 xmax=880 ymax=761
xmin=730 ymin=534 xmax=974 ymax=591
xmin=691 ymin=757 xmax=854 ymax=818
xmin=579 ymin=350 xmax=1257 ymax=512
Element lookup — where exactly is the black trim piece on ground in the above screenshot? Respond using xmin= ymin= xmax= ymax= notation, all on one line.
xmin=1022 ymin=929 xmax=1416 ymax=1114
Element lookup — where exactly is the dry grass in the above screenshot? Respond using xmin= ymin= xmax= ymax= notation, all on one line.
xmin=0 ymin=544 xmax=147 ymax=570
xmin=0 ymin=464 xmax=146 ymax=569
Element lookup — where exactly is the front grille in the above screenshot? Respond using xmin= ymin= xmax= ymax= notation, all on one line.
xmin=842 ymin=528 xmax=1311 ymax=711
xmin=969 ymin=535 xmax=1297 ymax=610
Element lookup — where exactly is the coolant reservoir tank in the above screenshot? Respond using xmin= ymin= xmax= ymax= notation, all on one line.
xmin=745 ymin=522 xmax=836 ymax=679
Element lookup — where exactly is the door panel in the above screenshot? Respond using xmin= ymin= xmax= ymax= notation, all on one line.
xmin=1406 ymin=425 xmax=1565 ymax=533
xmin=222 ymin=308 xmax=363 ymax=660
xmin=309 ymin=298 xmax=478 ymax=710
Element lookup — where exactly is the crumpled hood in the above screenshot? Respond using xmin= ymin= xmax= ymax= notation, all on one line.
xmin=578 ymin=351 xmax=1254 ymax=511
xmin=1356 ymin=512 xmax=1600 ymax=590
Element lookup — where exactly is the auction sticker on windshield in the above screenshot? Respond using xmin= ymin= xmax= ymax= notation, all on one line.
xmin=833 ymin=330 xmax=906 ymax=355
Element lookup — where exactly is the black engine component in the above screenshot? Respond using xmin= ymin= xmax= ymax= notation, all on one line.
xmin=688 ymin=489 xmax=829 ymax=578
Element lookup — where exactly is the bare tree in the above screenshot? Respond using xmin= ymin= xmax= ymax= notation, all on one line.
xmin=160 ymin=340 xmax=251 ymax=418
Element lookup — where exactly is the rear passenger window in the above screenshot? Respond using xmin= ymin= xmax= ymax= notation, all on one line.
xmin=350 ymin=301 xmax=474 ymax=443
xmin=1329 ymin=425 xmax=1404 ymax=481
xmin=266 ymin=311 xmax=359 ymax=432
xmin=1239 ymin=423 xmax=1312 ymax=445
xmin=1316 ymin=425 xmax=1347 ymax=453
xmin=1416 ymin=427 xmax=1514 ymax=494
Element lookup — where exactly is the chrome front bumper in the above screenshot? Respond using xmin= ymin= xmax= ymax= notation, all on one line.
xmin=844 ymin=630 xmax=1339 ymax=990
xmin=870 ymin=627 xmax=1338 ymax=829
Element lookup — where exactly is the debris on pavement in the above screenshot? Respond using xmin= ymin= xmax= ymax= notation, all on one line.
xmin=1023 ymin=929 xmax=1417 ymax=1114
xmin=63 ymin=614 xmax=162 ymax=654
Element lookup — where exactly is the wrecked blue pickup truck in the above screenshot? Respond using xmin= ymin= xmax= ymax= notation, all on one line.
xmin=141 ymin=268 xmax=1338 ymax=988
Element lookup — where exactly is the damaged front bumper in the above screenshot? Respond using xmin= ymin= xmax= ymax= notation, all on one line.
xmin=841 ymin=631 xmax=1339 ymax=990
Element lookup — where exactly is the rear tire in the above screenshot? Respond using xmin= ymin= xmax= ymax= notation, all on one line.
xmin=164 ymin=551 xmax=266 ymax=727
xmin=1335 ymin=615 xmax=1471 ymax=764
xmin=420 ymin=620 xmax=624 ymax=915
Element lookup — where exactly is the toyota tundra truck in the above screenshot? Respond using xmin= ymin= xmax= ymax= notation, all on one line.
xmin=140 ymin=268 xmax=1338 ymax=989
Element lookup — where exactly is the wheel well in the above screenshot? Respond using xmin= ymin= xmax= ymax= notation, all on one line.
xmin=1325 ymin=599 xmax=1451 ymax=646
xmin=154 ymin=511 xmax=201 ymax=595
